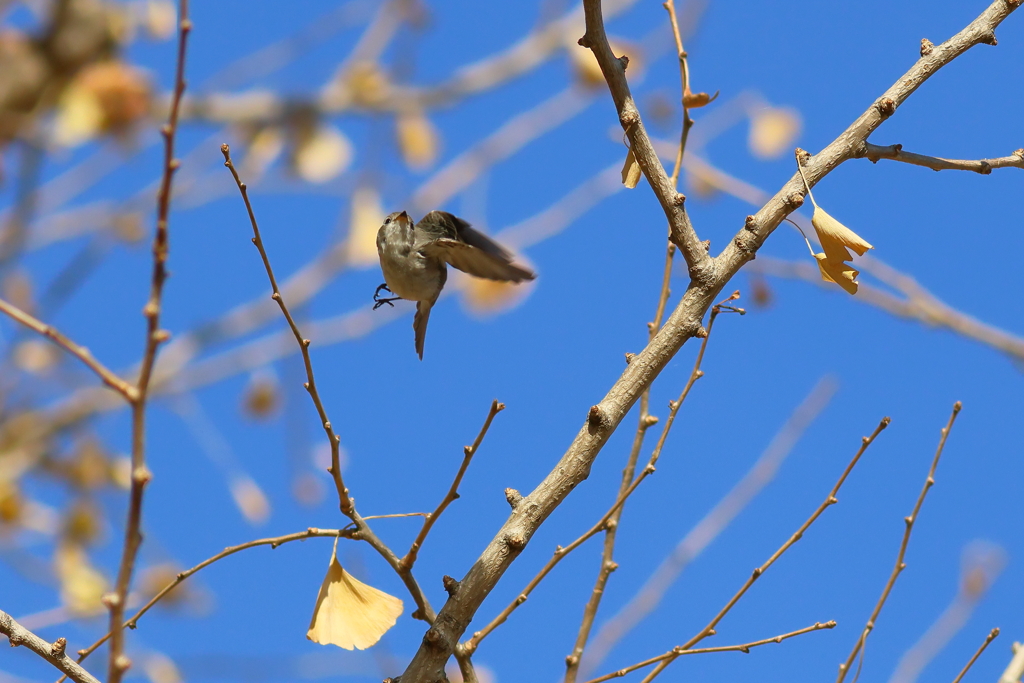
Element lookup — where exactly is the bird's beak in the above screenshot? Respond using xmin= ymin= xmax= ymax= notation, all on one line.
xmin=399 ymin=210 xmax=409 ymax=220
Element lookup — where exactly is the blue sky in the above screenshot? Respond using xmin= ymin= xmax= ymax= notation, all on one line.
xmin=2 ymin=1 xmax=1022 ymax=682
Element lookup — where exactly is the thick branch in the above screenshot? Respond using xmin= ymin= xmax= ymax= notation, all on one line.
xmin=578 ymin=0 xmax=711 ymax=276
xmin=396 ymin=3 xmax=1019 ymax=680
xmin=858 ymin=143 xmax=1024 ymax=174
xmin=0 ymin=609 xmax=101 ymax=683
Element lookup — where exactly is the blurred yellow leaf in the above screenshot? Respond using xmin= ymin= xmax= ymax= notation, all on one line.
xmin=307 ymin=544 xmax=403 ymax=650
xmin=396 ymin=110 xmax=440 ymax=170
xmin=242 ymin=374 xmax=280 ymax=420
xmin=13 ymin=339 xmax=58 ymax=374
xmin=2 ymin=269 xmax=34 ymax=314
xmin=569 ymin=38 xmax=642 ymax=89
xmin=62 ymin=498 xmax=102 ymax=546
xmin=54 ymin=85 xmax=104 ymax=147
xmin=143 ymin=1 xmax=177 ymax=40
xmin=348 ymin=186 xmax=385 ymax=267
xmin=56 ymin=543 xmax=109 ymax=617
xmin=749 ymin=106 xmax=802 ymax=159
xmin=0 ymin=479 xmax=22 ymax=524
xmin=230 ymin=477 xmax=270 ymax=525
xmin=294 ymin=125 xmax=353 ymax=183
xmin=345 ymin=62 xmax=391 ymax=108
xmin=241 ymin=126 xmax=285 ymax=178
xmin=459 ymin=265 xmax=536 ymax=318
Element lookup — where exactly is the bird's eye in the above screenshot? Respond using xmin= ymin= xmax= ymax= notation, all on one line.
xmin=384 ymin=217 xmax=391 ymax=225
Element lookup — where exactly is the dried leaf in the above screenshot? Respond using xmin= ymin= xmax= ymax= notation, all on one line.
xmin=621 ymin=148 xmax=641 ymax=189
xmin=682 ymin=87 xmax=717 ymax=109
xmin=348 ymin=186 xmax=386 ymax=267
xmin=811 ymin=206 xmax=873 ymax=265
xmin=307 ymin=544 xmax=403 ymax=650
xmin=396 ymin=110 xmax=440 ymax=170
xmin=814 ymin=253 xmax=859 ymax=295
xmin=749 ymin=106 xmax=802 ymax=159
xmin=294 ymin=125 xmax=353 ymax=183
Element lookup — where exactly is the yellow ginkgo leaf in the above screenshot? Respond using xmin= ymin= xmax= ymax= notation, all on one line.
xmin=143 ymin=652 xmax=183 ymax=683
xmin=54 ymin=85 xmax=104 ymax=147
xmin=56 ymin=543 xmax=109 ymax=617
xmin=749 ymin=106 xmax=802 ymax=159
xmin=348 ymin=186 xmax=386 ymax=267
xmin=396 ymin=110 xmax=440 ymax=170
xmin=814 ymin=253 xmax=859 ymax=295
xmin=621 ymin=148 xmax=641 ymax=189
xmin=307 ymin=543 xmax=403 ymax=650
xmin=294 ymin=125 xmax=353 ymax=183
xmin=811 ymin=206 xmax=873 ymax=265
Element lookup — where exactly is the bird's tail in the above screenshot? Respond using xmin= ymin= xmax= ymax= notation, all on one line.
xmin=414 ymin=300 xmax=432 ymax=360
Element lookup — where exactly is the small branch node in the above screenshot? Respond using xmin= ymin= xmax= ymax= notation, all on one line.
xmin=50 ymin=637 xmax=67 ymax=658
xmin=625 ymin=352 xmax=636 ymax=364
xmin=920 ymin=38 xmax=935 ymax=56
xmin=505 ymin=532 xmax=527 ymax=550
xmin=695 ymin=325 xmax=708 ymax=339
xmin=876 ymin=97 xmax=897 ymax=117
xmin=504 ymin=488 xmax=523 ymax=508
xmin=442 ymin=575 xmax=460 ymax=597
xmin=745 ymin=215 xmax=757 ymax=232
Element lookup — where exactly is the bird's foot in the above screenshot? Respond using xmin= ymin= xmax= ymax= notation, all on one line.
xmin=373 ymin=283 xmax=401 ymax=310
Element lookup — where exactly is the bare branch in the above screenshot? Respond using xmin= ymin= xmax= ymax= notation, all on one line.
xmin=579 ymin=0 xmax=711 ymax=275
xmin=580 ymin=376 xmax=836 ymax=678
xmin=397 ymin=2 xmax=1018 ymax=679
xmin=220 ymin=144 xmax=436 ymax=625
xmin=401 ymin=400 xmax=505 ymax=572
xmin=837 ymin=403 xmax=962 ymax=683
xmin=858 ymin=143 xmax=1024 ymax=174
xmin=952 ymin=628 xmax=999 ymax=683
xmin=636 ymin=417 xmax=889 ymax=683
xmin=0 ymin=298 xmax=136 ymax=401
xmin=999 ymin=641 xmax=1024 ymax=683
xmin=0 ymin=609 xmax=101 ymax=683
xmin=108 ymin=4 xmax=191 ymax=682
xmin=582 ymin=621 xmax=837 ymax=683
xmin=71 ymin=528 xmax=350 ymax=668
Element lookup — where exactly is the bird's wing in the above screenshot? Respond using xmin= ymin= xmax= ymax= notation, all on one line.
xmin=424 ymin=238 xmax=535 ymax=282
xmin=413 ymin=300 xmax=432 ymax=360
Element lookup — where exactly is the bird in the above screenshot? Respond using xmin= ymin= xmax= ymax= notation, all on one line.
xmin=374 ymin=210 xmax=535 ymax=359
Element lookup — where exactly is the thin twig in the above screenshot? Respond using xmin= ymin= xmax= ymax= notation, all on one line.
xmin=837 ymin=402 xmax=963 ymax=683
xmin=107 ymin=4 xmax=190 ymax=682
xmin=401 ymin=400 xmax=505 ymax=571
xmin=951 ymin=628 xmax=999 ymax=683
xmin=0 ymin=298 xmax=136 ymax=401
xmin=858 ymin=143 xmax=1024 ymax=174
xmin=0 ymin=609 xmax=101 ymax=683
xmin=580 ymin=376 xmax=836 ymax=678
xmin=221 ymin=144 xmax=436 ymax=624
xmin=582 ymin=621 xmax=837 ymax=683
xmin=639 ymin=416 xmax=891 ymax=683
xmin=71 ymin=528 xmax=349 ymax=667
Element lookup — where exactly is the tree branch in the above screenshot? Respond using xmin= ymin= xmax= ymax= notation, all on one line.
xmin=1 ymin=609 xmax=101 ymax=683
xmin=579 ymin=0 xmax=711 ymax=276
xmin=0 ymin=298 xmax=137 ymax=401
xmin=857 ymin=143 xmax=1024 ymax=174
xmin=108 ymin=4 xmax=191 ymax=682
xmin=396 ymin=3 xmax=1019 ymax=680
xmin=582 ymin=621 xmax=837 ymax=683
xmin=401 ymin=400 xmax=504 ymax=572
xmin=952 ymin=628 xmax=999 ymax=683
xmin=637 ymin=417 xmax=890 ymax=683
xmin=836 ymin=402 xmax=962 ymax=683
xmin=221 ymin=144 xmax=436 ymax=625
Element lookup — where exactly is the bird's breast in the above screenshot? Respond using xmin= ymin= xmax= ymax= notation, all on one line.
xmin=378 ymin=241 xmax=445 ymax=302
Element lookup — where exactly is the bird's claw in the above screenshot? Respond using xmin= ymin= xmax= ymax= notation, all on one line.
xmin=373 ymin=283 xmax=401 ymax=310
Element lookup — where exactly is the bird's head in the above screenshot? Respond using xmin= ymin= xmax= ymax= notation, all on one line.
xmin=381 ymin=210 xmax=412 ymax=233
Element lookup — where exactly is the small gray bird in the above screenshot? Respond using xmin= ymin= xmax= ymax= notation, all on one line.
xmin=374 ymin=210 xmax=535 ymax=359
